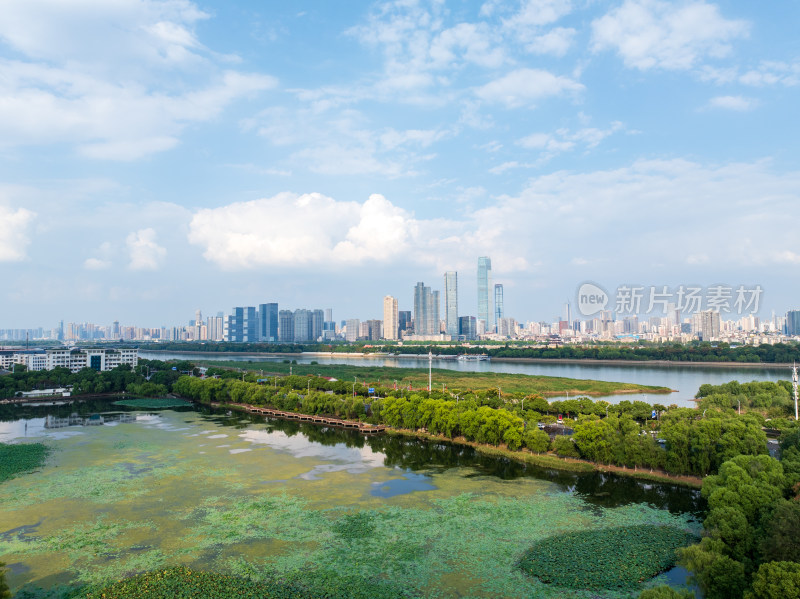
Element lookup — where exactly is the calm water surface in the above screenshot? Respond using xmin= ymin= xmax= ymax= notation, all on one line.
xmin=0 ymin=401 xmax=702 ymax=598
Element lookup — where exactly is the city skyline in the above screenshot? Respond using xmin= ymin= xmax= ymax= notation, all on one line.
xmin=1 ymin=1 xmax=799 ymax=326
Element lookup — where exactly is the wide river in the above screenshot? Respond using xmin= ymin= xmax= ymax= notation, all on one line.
xmin=141 ymin=350 xmax=794 ymax=407
xmin=0 ymin=400 xmax=701 ymax=598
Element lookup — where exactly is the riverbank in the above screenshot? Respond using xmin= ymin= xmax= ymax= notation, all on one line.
xmin=216 ymin=400 xmax=703 ymax=489
xmin=140 ymin=348 xmax=795 ymax=369
xmin=493 ymin=357 xmax=794 ymax=369
xmin=385 ymin=428 xmax=703 ymax=489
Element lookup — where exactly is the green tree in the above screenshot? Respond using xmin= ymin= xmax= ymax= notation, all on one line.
xmin=523 ymin=428 xmax=550 ymax=453
xmin=758 ymin=501 xmax=800 ymax=564
xmin=679 ymin=539 xmax=747 ymax=599
xmin=747 ymin=561 xmax=800 ymax=599
xmin=553 ymin=435 xmax=579 ymax=458
xmin=0 ymin=561 xmax=10 ymax=599
xmin=638 ymin=586 xmax=694 ymax=599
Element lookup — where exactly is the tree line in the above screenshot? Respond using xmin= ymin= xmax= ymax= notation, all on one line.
xmin=173 ymin=373 xmax=770 ymax=477
xmin=0 ymin=359 xmax=187 ymax=399
xmin=138 ymin=340 xmax=800 ymax=364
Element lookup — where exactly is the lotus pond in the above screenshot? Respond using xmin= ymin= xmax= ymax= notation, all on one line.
xmin=0 ymin=401 xmax=702 ymax=598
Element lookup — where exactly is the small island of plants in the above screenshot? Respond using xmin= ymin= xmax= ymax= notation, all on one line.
xmin=0 ymin=442 xmax=50 ymax=483
xmin=518 ymin=525 xmax=697 ymax=591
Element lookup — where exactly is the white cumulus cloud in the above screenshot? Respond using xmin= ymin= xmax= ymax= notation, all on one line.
xmin=0 ymin=203 xmax=36 ymax=262
xmin=189 ymin=193 xmax=423 ymax=269
xmin=475 ymin=68 xmax=584 ymax=108
xmin=707 ymin=95 xmax=758 ymax=111
xmin=591 ymin=0 xmax=749 ymax=70
xmin=0 ymin=0 xmax=276 ymax=160
xmin=127 ymin=228 xmax=166 ymax=270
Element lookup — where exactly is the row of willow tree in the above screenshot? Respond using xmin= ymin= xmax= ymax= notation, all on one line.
xmin=173 ymin=372 xmax=771 ymax=477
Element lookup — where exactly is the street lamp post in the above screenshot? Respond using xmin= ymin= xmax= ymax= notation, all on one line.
xmin=353 ymin=376 xmax=357 ymax=397
xmin=428 ymin=351 xmax=432 ymax=392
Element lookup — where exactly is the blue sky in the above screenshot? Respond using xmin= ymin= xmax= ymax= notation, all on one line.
xmin=1 ymin=0 xmax=798 ymax=329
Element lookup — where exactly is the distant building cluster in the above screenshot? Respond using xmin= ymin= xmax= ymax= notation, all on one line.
xmin=3 ymin=257 xmax=800 ymax=347
xmin=0 ymin=347 xmax=138 ymax=373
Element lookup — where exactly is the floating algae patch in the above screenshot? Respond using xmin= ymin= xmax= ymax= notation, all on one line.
xmin=84 ymin=565 xmax=417 ymax=599
xmin=112 ymin=398 xmax=193 ymax=409
xmin=0 ymin=409 xmax=700 ymax=598
xmin=518 ymin=525 xmax=699 ymax=592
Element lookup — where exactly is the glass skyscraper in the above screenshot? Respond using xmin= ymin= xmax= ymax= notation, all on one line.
xmin=477 ymin=256 xmax=491 ymax=332
xmin=414 ymin=282 xmax=440 ymax=336
xmin=258 ymin=303 xmax=278 ymax=342
xmin=494 ymin=284 xmax=504 ymax=333
xmin=444 ymin=271 xmax=458 ymax=336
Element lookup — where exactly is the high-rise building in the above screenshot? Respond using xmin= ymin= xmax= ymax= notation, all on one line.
xmin=226 ymin=307 xmax=258 ymax=342
xmin=383 ymin=295 xmax=399 ymax=340
xmin=293 ymin=309 xmax=312 ymax=343
xmin=323 ymin=308 xmax=336 ymax=340
xmin=207 ymin=315 xmax=224 ymax=341
xmin=345 ymin=319 xmax=360 ymax=342
xmin=311 ymin=309 xmax=324 ymax=341
xmin=693 ymin=310 xmax=721 ymax=340
xmin=494 ymin=284 xmax=504 ymax=333
xmin=477 ymin=256 xmax=492 ymax=332
xmin=278 ymin=310 xmax=294 ymax=343
xmin=498 ymin=317 xmax=516 ymax=337
xmin=365 ymin=319 xmax=383 ymax=341
xmin=429 ymin=290 xmax=440 ymax=334
xmin=459 ymin=316 xmax=477 ymax=340
xmin=258 ymin=303 xmax=278 ymax=342
xmin=414 ymin=282 xmax=428 ymax=334
xmin=413 ymin=282 xmax=440 ymax=335
xmin=398 ymin=311 xmax=411 ymax=335
xmin=787 ymin=310 xmax=800 ymax=336
xmin=444 ymin=271 xmax=458 ymax=336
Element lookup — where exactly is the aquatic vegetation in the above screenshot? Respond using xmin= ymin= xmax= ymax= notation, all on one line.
xmin=518 ymin=525 xmax=698 ymax=591
xmin=0 ymin=443 xmax=50 ymax=483
xmin=112 ymin=398 xmax=193 ymax=409
xmin=0 ymin=409 xmax=700 ymax=598
xmin=82 ymin=566 xmax=417 ymax=599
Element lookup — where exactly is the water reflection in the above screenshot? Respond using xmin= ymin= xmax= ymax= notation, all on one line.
xmin=1 ymin=400 xmax=704 ymax=517
xmin=195 ymin=404 xmax=704 ymax=516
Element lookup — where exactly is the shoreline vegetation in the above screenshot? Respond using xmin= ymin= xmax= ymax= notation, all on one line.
xmin=220 ymin=398 xmax=703 ymax=488
xmin=196 ymin=359 xmax=674 ymax=397
xmin=136 ymin=339 xmax=800 ymax=365
xmin=142 ymin=347 xmax=800 ymax=369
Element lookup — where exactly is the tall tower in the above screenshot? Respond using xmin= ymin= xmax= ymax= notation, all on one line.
xmin=383 ymin=295 xmax=399 ymax=340
xmin=477 ymin=257 xmax=492 ymax=333
xmin=414 ymin=282 xmax=428 ymax=335
xmin=494 ymin=284 xmax=504 ymax=333
xmin=444 ymin=271 xmax=458 ymax=336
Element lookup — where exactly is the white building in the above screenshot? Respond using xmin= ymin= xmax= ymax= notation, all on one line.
xmin=2 ymin=347 xmax=138 ymax=373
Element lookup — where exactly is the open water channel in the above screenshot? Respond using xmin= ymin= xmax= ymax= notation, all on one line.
xmin=0 ymin=400 xmax=702 ymax=598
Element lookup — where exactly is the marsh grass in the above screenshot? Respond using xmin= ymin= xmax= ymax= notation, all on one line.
xmin=199 ymin=360 xmax=671 ymax=396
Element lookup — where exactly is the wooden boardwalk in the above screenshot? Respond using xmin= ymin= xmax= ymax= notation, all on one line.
xmin=227 ymin=403 xmax=387 ymax=435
